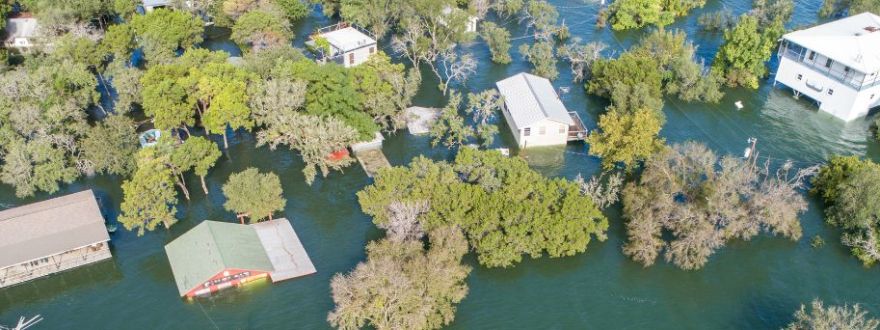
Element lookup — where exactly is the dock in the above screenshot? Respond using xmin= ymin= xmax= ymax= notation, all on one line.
xmin=351 ymin=132 xmax=391 ymax=177
xmin=405 ymin=106 xmax=441 ymax=135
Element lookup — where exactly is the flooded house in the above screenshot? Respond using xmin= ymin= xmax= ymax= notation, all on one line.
xmin=164 ymin=219 xmax=315 ymax=298
xmin=0 ymin=190 xmax=112 ymax=288
xmin=775 ymin=12 xmax=880 ymax=121
xmin=3 ymin=13 xmax=38 ymax=50
xmin=496 ymin=72 xmax=587 ymax=148
xmin=307 ymin=23 xmax=377 ymax=68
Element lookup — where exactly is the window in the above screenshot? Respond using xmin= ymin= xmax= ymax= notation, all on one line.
xmin=845 ymin=67 xmax=851 ymax=73
xmin=808 ymin=51 xmax=815 ymax=60
xmin=539 ymin=126 xmax=546 ymax=135
xmin=797 ymin=74 xmax=803 ymax=80
xmin=558 ymin=125 xmax=565 ymax=134
xmin=349 ymin=53 xmax=355 ymax=65
xmin=825 ymin=58 xmax=833 ymax=68
xmin=523 ymin=128 xmax=531 ymax=136
xmin=828 ymin=89 xmax=834 ymax=95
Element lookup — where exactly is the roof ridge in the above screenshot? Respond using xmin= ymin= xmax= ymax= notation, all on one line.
xmin=205 ymin=221 xmax=230 ymax=269
xmin=521 ymin=73 xmax=551 ymax=119
xmin=0 ymin=190 xmax=94 ymax=222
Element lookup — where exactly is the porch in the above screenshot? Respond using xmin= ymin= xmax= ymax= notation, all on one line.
xmin=567 ymin=112 xmax=587 ymax=142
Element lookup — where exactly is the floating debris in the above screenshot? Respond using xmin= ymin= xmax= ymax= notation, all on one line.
xmin=734 ymin=100 xmax=744 ymax=110
xmin=404 ymin=106 xmax=441 ymax=135
xmin=1 ymin=315 xmax=43 ymax=330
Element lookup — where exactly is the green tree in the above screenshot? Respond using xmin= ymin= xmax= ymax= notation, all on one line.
xmin=588 ymin=52 xmax=663 ymax=100
xmin=119 ymin=148 xmax=179 ymax=235
xmin=466 ymin=89 xmax=503 ymax=147
xmin=231 ymin=10 xmax=293 ymax=52
xmin=140 ymin=64 xmax=195 ymax=133
xmin=171 ymin=136 xmax=222 ymax=195
xmin=430 ymin=92 xmax=475 ymax=148
xmin=131 ymin=8 xmax=205 ymax=65
xmin=222 ymin=168 xmax=286 ymax=223
xmin=480 ymin=21 xmax=512 ymax=64
xmin=357 ymin=148 xmax=609 ymax=268
xmin=19 ymin=0 xmax=114 ymax=27
xmin=786 ymin=299 xmax=880 ymax=330
xmin=328 ymin=226 xmax=471 ymax=330
xmin=351 ymin=53 xmax=420 ymax=131
xmin=711 ymin=14 xmax=781 ymax=89
xmin=101 ymin=23 xmax=136 ymax=61
xmin=193 ymin=63 xmax=255 ymax=149
xmin=81 ymin=114 xmax=138 ymax=176
xmin=587 ymin=109 xmax=666 ymax=170
xmin=289 ymin=59 xmax=376 ymax=140
xmin=519 ymin=41 xmax=558 ymax=80
xmin=606 ymin=0 xmax=705 ymax=30
xmin=275 ymin=0 xmax=309 ymax=21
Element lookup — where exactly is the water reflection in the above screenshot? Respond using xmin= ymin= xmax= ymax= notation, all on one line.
xmin=0 ymin=260 xmax=123 ymax=312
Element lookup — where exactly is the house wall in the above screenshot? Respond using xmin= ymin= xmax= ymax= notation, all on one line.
xmin=5 ymin=37 xmax=32 ymax=48
xmin=776 ymin=56 xmax=880 ymax=121
xmin=342 ymin=44 xmax=377 ymax=68
xmin=519 ymin=119 xmax=569 ymax=148
xmin=0 ymin=241 xmax=112 ymax=288
xmin=185 ymin=268 xmax=269 ymax=298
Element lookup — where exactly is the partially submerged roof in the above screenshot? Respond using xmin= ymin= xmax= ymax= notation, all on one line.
xmin=142 ymin=0 xmax=172 ymax=7
xmin=4 ymin=16 xmax=38 ymax=42
xmin=319 ymin=27 xmax=376 ymax=52
xmin=496 ymin=72 xmax=574 ymax=128
xmin=252 ymin=219 xmax=316 ymax=282
xmin=0 ymin=190 xmax=110 ymax=269
xmin=165 ymin=221 xmax=275 ymax=296
xmin=783 ymin=12 xmax=880 ymax=73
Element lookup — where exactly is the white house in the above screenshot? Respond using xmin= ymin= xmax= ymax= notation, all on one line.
xmin=441 ymin=6 xmax=479 ymax=33
xmin=496 ymin=73 xmax=585 ymax=148
xmin=3 ymin=14 xmax=38 ymax=49
xmin=142 ymin=0 xmax=172 ymax=12
xmin=308 ymin=23 xmax=377 ymax=68
xmin=775 ymin=12 xmax=880 ymax=121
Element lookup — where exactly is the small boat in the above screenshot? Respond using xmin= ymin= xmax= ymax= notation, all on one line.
xmin=139 ymin=129 xmax=161 ymax=148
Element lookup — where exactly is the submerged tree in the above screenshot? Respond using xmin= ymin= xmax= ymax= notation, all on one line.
xmin=131 ymin=8 xmax=204 ymax=64
xmin=328 ymin=226 xmax=471 ymax=330
xmin=358 ymin=148 xmax=609 ymax=268
xmin=621 ymin=142 xmax=816 ymax=270
xmin=222 ymin=168 xmax=286 ymax=223
xmin=605 ymin=0 xmax=706 ymax=30
xmin=430 ymin=92 xmax=475 ymax=149
xmin=480 ymin=21 xmax=512 ymax=64
xmin=785 ymin=299 xmax=880 ymax=330
xmin=820 ymin=0 xmax=880 ymax=17
xmin=519 ymin=41 xmax=558 ymax=80
xmin=587 ymin=109 xmax=666 ymax=170
xmin=119 ymin=148 xmax=179 ymax=235
xmin=813 ymin=156 xmax=880 ymax=266
xmin=80 ymin=114 xmax=139 ymax=176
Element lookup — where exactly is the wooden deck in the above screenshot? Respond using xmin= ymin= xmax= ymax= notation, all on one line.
xmin=567 ymin=111 xmax=587 ymax=142
xmin=355 ymin=149 xmax=391 ymax=178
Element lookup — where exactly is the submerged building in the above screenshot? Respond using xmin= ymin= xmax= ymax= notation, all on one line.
xmin=308 ymin=23 xmax=377 ymax=68
xmin=775 ymin=12 xmax=880 ymax=121
xmin=0 ymin=190 xmax=112 ymax=288
xmin=3 ymin=13 xmax=39 ymax=49
xmin=165 ymin=219 xmax=315 ymax=298
xmin=496 ymin=73 xmax=586 ymax=148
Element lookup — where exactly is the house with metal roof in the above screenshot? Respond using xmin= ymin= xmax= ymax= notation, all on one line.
xmin=307 ymin=23 xmax=377 ymax=68
xmin=775 ymin=12 xmax=880 ymax=121
xmin=496 ymin=72 xmax=586 ymax=148
xmin=164 ymin=219 xmax=315 ymax=298
xmin=142 ymin=0 xmax=172 ymax=12
xmin=0 ymin=190 xmax=112 ymax=288
xmin=3 ymin=13 xmax=39 ymax=49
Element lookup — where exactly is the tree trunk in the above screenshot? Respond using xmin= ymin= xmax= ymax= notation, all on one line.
xmin=222 ymin=131 xmax=229 ymax=149
xmin=200 ymin=175 xmax=208 ymax=195
xmin=182 ymin=126 xmax=192 ymax=139
xmin=175 ymin=174 xmax=191 ymax=201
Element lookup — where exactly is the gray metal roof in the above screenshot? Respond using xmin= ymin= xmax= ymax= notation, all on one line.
xmin=0 ymin=190 xmax=110 ymax=269
xmin=252 ymin=219 xmax=316 ymax=282
xmin=142 ymin=0 xmax=172 ymax=7
xmin=165 ymin=220 xmax=275 ymax=296
xmin=496 ymin=72 xmax=574 ymax=128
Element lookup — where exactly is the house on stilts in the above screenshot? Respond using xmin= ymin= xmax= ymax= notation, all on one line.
xmin=775 ymin=12 xmax=880 ymax=121
xmin=0 ymin=190 xmax=112 ymax=288
xmin=496 ymin=72 xmax=587 ymax=148
xmin=164 ymin=219 xmax=315 ymax=298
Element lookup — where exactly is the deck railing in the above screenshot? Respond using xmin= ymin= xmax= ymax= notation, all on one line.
xmin=779 ymin=45 xmax=880 ymax=90
xmin=567 ymin=111 xmax=587 ymax=141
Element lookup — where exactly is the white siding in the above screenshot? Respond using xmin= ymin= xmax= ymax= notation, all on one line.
xmin=342 ymin=45 xmax=376 ymax=68
xmin=776 ymin=56 xmax=880 ymax=121
xmin=519 ymin=119 xmax=569 ymax=148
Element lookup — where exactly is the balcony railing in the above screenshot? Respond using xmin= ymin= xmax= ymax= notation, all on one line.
xmin=779 ymin=47 xmax=880 ymax=90
xmin=567 ymin=112 xmax=587 ymax=142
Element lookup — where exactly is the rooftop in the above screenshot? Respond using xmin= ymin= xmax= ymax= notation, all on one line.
xmin=164 ymin=219 xmax=315 ymax=296
xmin=317 ymin=26 xmax=376 ymax=52
xmin=4 ymin=15 xmax=38 ymax=42
xmin=783 ymin=12 xmax=880 ymax=73
xmin=0 ymin=190 xmax=110 ymax=269
xmin=165 ymin=221 xmax=275 ymax=296
xmin=142 ymin=0 xmax=172 ymax=7
xmin=496 ymin=72 xmax=574 ymax=128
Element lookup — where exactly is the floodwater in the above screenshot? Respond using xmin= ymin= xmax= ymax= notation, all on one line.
xmin=3 ymin=0 xmax=880 ymax=328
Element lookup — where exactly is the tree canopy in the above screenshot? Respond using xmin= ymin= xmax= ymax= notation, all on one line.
xmin=119 ymin=148 xmax=179 ymax=235
xmin=131 ymin=9 xmax=205 ymax=64
xmin=222 ymin=168 xmax=286 ymax=223
xmin=621 ymin=142 xmax=814 ymax=270
xmin=604 ymin=0 xmax=706 ymax=30
xmin=328 ymin=226 xmax=471 ymax=330
xmin=357 ymin=148 xmax=609 ymax=268
xmin=786 ymin=299 xmax=880 ymax=330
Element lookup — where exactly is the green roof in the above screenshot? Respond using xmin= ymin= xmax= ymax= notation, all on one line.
xmin=164 ymin=221 xmax=274 ymax=296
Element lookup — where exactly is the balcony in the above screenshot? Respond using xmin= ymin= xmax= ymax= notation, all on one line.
xmin=779 ymin=45 xmax=880 ymax=90
xmin=567 ymin=112 xmax=587 ymax=142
